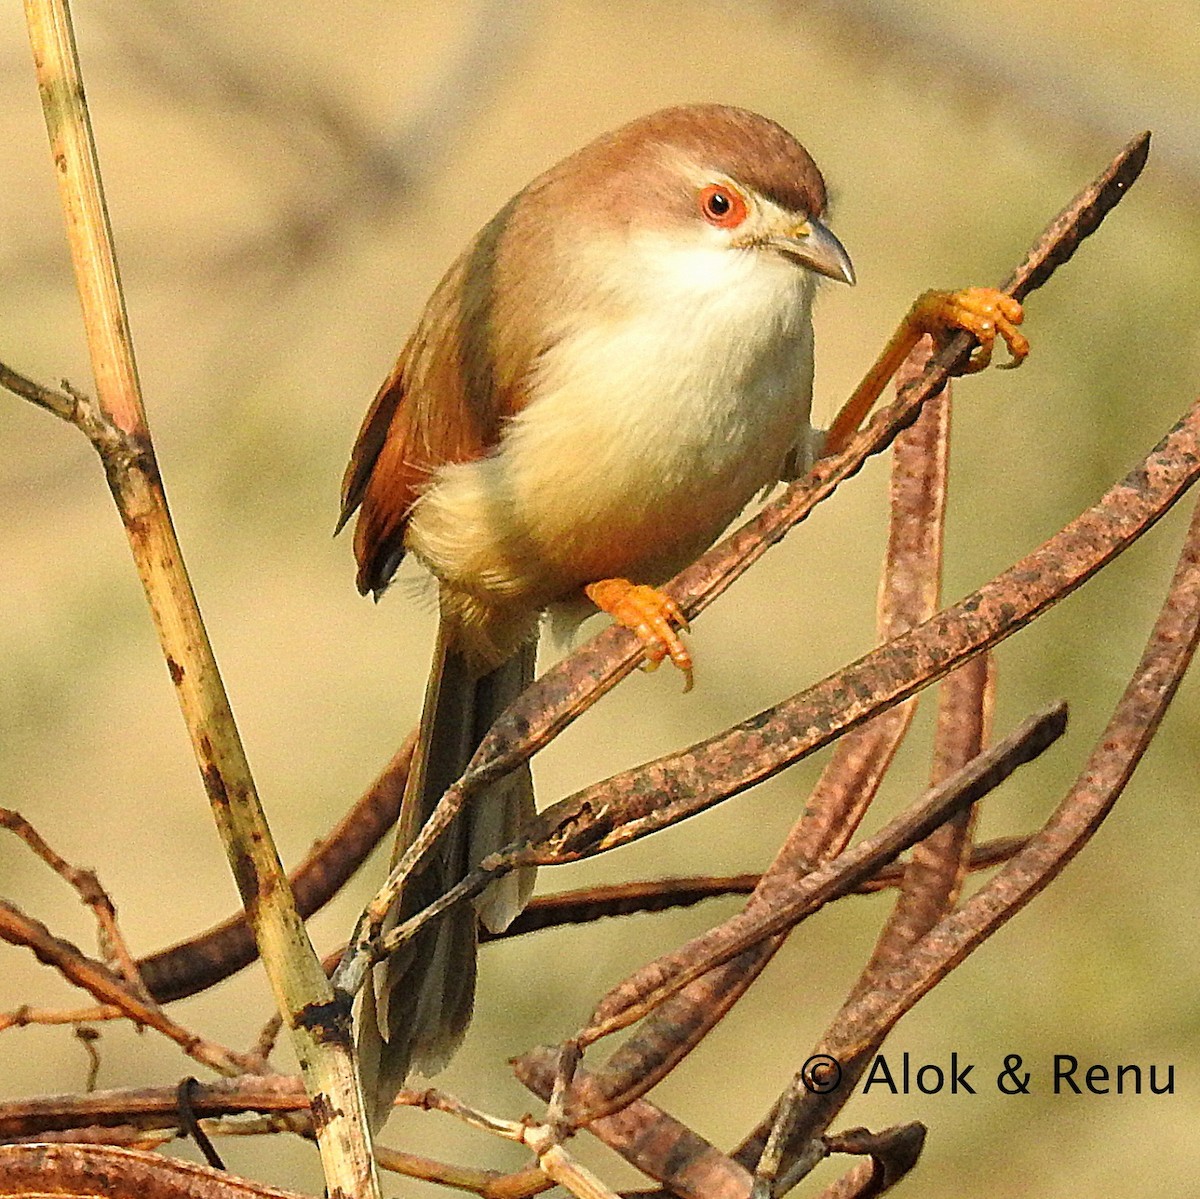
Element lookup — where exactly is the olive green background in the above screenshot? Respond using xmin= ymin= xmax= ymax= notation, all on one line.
xmin=0 ymin=2 xmax=1197 ymax=1195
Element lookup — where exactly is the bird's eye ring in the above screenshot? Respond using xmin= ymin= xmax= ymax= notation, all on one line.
xmin=698 ymin=183 xmax=748 ymax=228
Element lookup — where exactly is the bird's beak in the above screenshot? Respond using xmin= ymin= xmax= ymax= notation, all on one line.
xmin=767 ymin=216 xmax=856 ymax=285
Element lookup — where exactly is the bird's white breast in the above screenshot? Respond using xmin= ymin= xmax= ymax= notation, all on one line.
xmin=408 ymin=234 xmax=819 ymax=606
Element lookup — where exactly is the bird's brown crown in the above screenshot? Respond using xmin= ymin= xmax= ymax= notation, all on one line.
xmin=528 ymin=104 xmax=828 ymax=227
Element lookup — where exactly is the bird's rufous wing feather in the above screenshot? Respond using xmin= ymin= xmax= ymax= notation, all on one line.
xmin=337 ymin=209 xmax=534 ymax=597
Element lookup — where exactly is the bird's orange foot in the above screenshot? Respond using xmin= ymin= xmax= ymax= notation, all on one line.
xmin=909 ymin=287 xmax=1028 ymax=374
xmin=585 ymin=578 xmax=693 ymax=691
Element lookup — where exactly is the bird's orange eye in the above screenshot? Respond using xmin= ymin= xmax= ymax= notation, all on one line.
xmin=698 ymin=183 xmax=747 ymax=228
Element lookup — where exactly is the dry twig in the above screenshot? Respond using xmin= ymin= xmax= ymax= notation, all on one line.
xmin=0 ymin=809 xmax=150 ymax=999
xmin=19 ymin=0 xmax=379 ymax=1191
xmin=744 ymin=486 xmax=1200 ymax=1189
xmin=0 ymin=899 xmax=261 ymax=1077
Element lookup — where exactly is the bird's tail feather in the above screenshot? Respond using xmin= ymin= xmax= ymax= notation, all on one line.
xmin=357 ymin=620 xmax=536 ymax=1129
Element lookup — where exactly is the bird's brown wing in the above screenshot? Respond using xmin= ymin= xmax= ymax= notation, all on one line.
xmin=338 ymin=221 xmax=530 ymax=598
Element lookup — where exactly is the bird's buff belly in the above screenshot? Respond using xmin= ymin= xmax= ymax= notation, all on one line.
xmin=407 ymin=384 xmax=809 ymax=607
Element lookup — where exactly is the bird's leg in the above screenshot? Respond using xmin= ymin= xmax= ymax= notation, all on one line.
xmin=822 ymin=287 xmax=1028 ymax=456
xmin=584 ymin=578 xmax=693 ymax=690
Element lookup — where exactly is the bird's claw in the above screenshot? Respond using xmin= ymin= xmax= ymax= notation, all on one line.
xmin=909 ymin=287 xmax=1028 ymax=375
xmin=584 ymin=578 xmax=693 ymax=691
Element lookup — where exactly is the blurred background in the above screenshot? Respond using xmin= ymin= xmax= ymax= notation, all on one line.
xmin=1 ymin=1 xmax=1198 ymax=1195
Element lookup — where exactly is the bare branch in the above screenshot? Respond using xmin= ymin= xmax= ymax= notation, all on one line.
xmin=736 ymin=488 xmax=1200 ymax=1178
xmin=479 ymin=837 xmax=1028 ymax=939
xmin=0 ymin=898 xmax=261 ymax=1077
xmin=21 ymin=1 xmax=379 ymax=1188
xmin=0 ymin=360 xmax=76 ymax=421
xmin=0 ymin=809 xmax=150 ymax=999
xmin=0 ymin=1143 xmax=306 ymax=1199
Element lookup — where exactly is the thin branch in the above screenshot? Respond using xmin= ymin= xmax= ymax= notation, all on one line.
xmin=0 ymin=808 xmax=150 ymax=999
xmin=479 ymin=838 xmax=1028 ymax=939
xmin=736 ymin=487 xmax=1200 ymax=1177
xmin=0 ymin=359 xmax=76 ymax=421
xmin=21 ymin=1 xmax=378 ymax=1190
xmin=373 ymin=1147 xmax=550 ymax=1199
xmin=76 ymin=1027 xmax=101 ymax=1092
xmin=0 ymin=1003 xmax=123 ymax=1031
xmin=0 ymin=899 xmax=261 ymax=1077
xmin=0 ymin=1076 xmax=309 ymax=1141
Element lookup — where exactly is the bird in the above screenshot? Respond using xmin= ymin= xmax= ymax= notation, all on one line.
xmin=337 ymin=103 xmax=1026 ymax=1126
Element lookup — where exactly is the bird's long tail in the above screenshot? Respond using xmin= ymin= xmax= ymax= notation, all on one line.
xmin=357 ymin=620 xmax=536 ymax=1128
